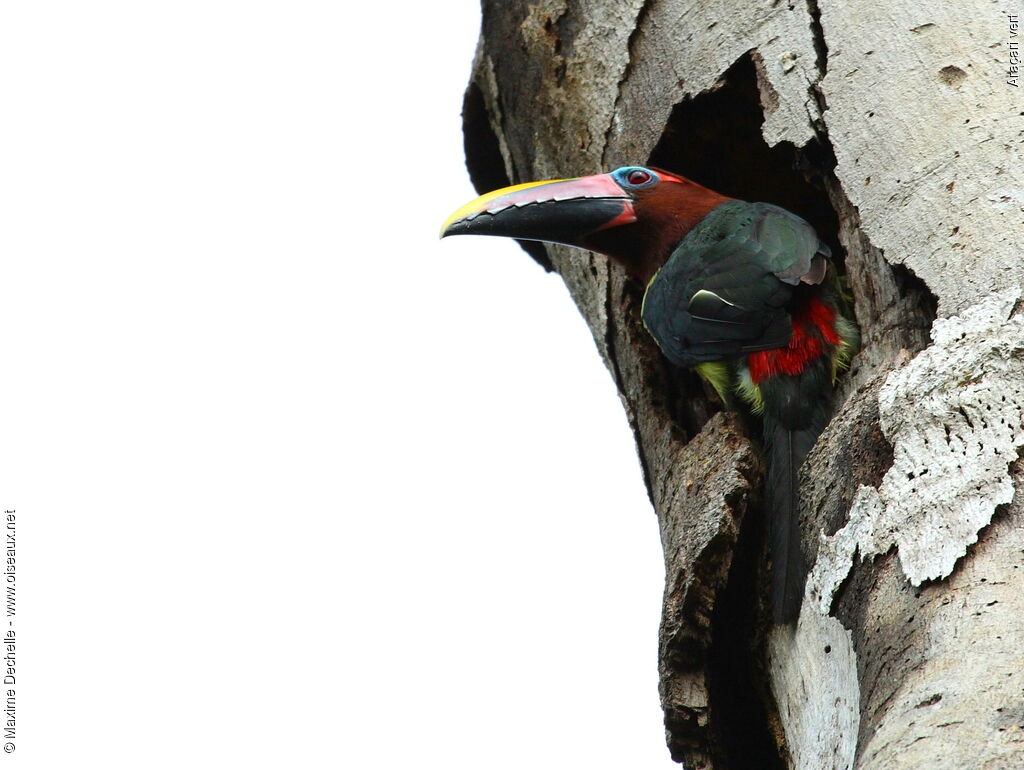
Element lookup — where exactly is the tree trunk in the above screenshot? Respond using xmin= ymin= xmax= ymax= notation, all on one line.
xmin=462 ymin=1 xmax=1024 ymax=768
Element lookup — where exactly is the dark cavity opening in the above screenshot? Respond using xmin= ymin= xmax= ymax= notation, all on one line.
xmin=893 ymin=262 xmax=939 ymax=326
xmin=648 ymin=55 xmax=842 ymax=263
xmin=706 ymin=486 xmax=786 ymax=770
xmin=647 ymin=54 xmax=846 ymax=446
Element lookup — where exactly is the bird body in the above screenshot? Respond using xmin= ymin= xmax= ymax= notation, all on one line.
xmin=442 ymin=166 xmax=858 ymax=622
xmin=640 ymin=199 xmax=828 ymax=370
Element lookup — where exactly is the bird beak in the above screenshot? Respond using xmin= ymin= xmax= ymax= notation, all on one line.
xmin=440 ymin=174 xmax=637 ymax=247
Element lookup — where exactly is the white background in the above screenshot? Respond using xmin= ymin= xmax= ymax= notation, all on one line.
xmin=0 ymin=2 xmax=675 ymax=767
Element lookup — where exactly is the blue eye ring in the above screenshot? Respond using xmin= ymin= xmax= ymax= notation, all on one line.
xmin=612 ymin=166 xmax=659 ymax=190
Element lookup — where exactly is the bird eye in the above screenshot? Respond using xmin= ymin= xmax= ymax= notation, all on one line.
xmin=627 ymin=169 xmax=651 ymax=185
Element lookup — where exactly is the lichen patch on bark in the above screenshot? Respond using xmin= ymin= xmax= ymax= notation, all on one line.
xmin=845 ymin=290 xmax=1024 ymax=585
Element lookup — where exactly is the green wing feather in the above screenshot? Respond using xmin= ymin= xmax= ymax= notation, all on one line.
xmin=641 ymin=200 xmax=828 ymax=368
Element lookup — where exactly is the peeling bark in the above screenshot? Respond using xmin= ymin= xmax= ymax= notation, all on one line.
xmin=464 ymin=1 xmax=1024 ymax=767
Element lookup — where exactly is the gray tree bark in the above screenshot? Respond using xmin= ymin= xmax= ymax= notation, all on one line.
xmin=461 ymin=2 xmax=1024 ymax=768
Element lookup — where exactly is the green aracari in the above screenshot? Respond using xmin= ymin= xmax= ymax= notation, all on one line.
xmin=441 ymin=166 xmax=858 ymax=623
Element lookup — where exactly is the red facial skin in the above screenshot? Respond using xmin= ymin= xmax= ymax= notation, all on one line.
xmin=583 ymin=171 xmax=731 ymax=285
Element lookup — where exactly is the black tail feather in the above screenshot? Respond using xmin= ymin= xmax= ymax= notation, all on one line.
xmin=759 ymin=350 xmax=833 ymax=623
xmin=764 ymin=419 xmax=820 ymax=623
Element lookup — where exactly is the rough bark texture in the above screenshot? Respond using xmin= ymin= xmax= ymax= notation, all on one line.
xmin=463 ymin=1 xmax=1024 ymax=767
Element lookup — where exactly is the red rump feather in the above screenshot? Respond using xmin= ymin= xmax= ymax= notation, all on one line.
xmin=747 ymin=296 xmax=839 ymax=384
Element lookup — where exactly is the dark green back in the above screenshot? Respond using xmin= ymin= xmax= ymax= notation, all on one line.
xmin=640 ymin=200 xmax=828 ymax=368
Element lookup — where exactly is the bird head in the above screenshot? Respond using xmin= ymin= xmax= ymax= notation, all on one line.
xmin=441 ymin=166 xmax=729 ymax=283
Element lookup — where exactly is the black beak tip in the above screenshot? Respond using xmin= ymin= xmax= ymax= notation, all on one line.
xmin=439 ymin=217 xmax=471 ymax=240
